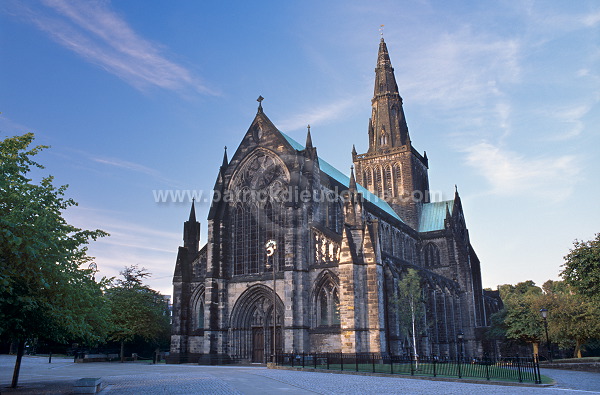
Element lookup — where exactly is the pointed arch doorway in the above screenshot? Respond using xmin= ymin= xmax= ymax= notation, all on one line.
xmin=230 ymin=284 xmax=283 ymax=363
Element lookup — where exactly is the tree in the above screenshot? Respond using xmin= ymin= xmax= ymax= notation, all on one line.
xmin=542 ymin=280 xmax=600 ymax=358
xmin=492 ymin=281 xmax=545 ymax=356
xmin=105 ymin=265 xmax=170 ymax=362
xmin=395 ymin=268 xmax=426 ymax=362
xmin=561 ymin=233 xmax=600 ymax=301
xmin=0 ymin=133 xmax=109 ymax=387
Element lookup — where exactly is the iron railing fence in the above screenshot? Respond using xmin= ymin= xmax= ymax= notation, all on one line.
xmin=274 ymin=352 xmax=542 ymax=384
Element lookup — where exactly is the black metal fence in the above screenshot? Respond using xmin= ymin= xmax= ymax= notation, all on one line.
xmin=274 ymin=353 xmax=542 ymax=384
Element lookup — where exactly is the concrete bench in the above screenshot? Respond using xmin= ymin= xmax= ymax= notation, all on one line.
xmin=73 ymin=377 xmax=102 ymax=394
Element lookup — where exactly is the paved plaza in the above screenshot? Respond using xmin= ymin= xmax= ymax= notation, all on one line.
xmin=1 ymin=355 xmax=599 ymax=394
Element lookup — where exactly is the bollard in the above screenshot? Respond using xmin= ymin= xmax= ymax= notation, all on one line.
xmin=49 ymin=352 xmax=52 ymax=364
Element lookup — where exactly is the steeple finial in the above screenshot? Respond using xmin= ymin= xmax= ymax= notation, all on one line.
xmin=257 ymin=95 xmax=264 ymax=113
xmin=222 ymin=146 xmax=228 ymax=168
xmin=189 ymin=199 xmax=197 ymax=222
xmin=379 ymin=24 xmax=384 ymax=39
xmin=349 ymin=165 xmax=357 ymax=191
xmin=305 ymin=124 xmax=313 ymax=148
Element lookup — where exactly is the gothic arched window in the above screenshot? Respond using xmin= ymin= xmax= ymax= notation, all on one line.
xmin=365 ymin=167 xmax=373 ymax=192
xmin=197 ymin=300 xmax=204 ymax=330
xmin=423 ymin=243 xmax=441 ymax=267
xmin=317 ymin=281 xmax=340 ymax=327
xmin=233 ymin=204 xmax=245 ymax=275
xmin=375 ymin=166 xmax=383 ymax=196
xmin=384 ymin=165 xmax=393 ymax=199
xmin=394 ymin=163 xmax=402 ymax=196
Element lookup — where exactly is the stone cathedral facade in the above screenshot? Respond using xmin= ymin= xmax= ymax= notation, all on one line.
xmin=168 ymin=38 xmax=502 ymax=364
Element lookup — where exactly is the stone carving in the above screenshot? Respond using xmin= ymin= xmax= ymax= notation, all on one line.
xmin=313 ymin=229 xmax=340 ymax=264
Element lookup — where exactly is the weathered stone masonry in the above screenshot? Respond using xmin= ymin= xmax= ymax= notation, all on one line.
xmin=168 ymin=38 xmax=502 ymax=364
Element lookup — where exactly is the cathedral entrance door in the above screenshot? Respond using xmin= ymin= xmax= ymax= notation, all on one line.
xmin=252 ymin=327 xmax=264 ymax=363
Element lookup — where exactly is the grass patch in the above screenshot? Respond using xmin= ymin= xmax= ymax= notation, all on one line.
xmin=288 ymin=361 xmax=546 ymax=384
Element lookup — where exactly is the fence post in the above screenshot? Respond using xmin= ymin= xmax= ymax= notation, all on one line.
xmin=516 ymin=354 xmax=522 ymax=383
xmin=485 ymin=354 xmax=490 ymax=381
xmin=327 ymin=353 xmax=330 ymax=370
xmin=302 ymin=352 xmax=305 ymax=368
xmin=457 ymin=353 xmax=462 ymax=379
xmin=314 ymin=353 xmax=317 ymax=369
xmin=390 ymin=355 xmax=394 ymax=375
xmin=355 ymin=354 xmax=359 ymax=372
xmin=410 ymin=352 xmax=415 ymax=376
xmin=534 ymin=354 xmax=542 ymax=385
xmin=433 ymin=356 xmax=437 ymax=377
xmin=372 ymin=354 xmax=376 ymax=373
xmin=341 ymin=353 xmax=344 ymax=371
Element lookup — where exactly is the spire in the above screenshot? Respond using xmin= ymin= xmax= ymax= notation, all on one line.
xmin=184 ymin=199 xmax=200 ymax=252
xmin=368 ymin=38 xmax=411 ymax=151
xmin=352 ymin=144 xmax=357 ymax=155
xmin=349 ymin=165 xmax=357 ymax=191
xmin=222 ymin=146 xmax=228 ymax=168
xmin=188 ymin=199 xmax=196 ymax=222
xmin=305 ymin=124 xmax=313 ymax=148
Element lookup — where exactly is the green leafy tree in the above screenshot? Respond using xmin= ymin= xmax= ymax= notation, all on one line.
xmin=0 ymin=133 xmax=109 ymax=387
xmin=395 ymin=268 xmax=426 ymax=361
xmin=561 ymin=233 xmax=600 ymax=301
xmin=493 ymin=281 xmax=545 ymax=356
xmin=542 ymin=280 xmax=600 ymax=358
xmin=105 ymin=265 xmax=171 ymax=362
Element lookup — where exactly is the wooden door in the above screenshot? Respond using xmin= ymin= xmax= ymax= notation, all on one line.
xmin=252 ymin=327 xmax=264 ymax=363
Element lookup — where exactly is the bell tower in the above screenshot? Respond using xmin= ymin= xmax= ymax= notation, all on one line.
xmin=353 ymin=38 xmax=430 ymax=229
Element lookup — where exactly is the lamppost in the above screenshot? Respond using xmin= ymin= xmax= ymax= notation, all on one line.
xmin=457 ymin=332 xmax=464 ymax=378
xmin=265 ymin=239 xmax=278 ymax=364
xmin=540 ymin=308 xmax=552 ymax=362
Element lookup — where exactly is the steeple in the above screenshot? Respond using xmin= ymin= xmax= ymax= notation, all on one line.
xmin=349 ymin=165 xmax=357 ymax=192
xmin=183 ymin=200 xmax=200 ymax=253
xmin=305 ymin=124 xmax=313 ymax=148
xmin=222 ymin=146 xmax=228 ymax=168
xmin=369 ymin=38 xmax=411 ymax=152
xmin=189 ymin=199 xmax=197 ymax=222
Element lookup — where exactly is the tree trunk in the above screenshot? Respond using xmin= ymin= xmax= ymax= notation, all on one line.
xmin=11 ymin=339 xmax=25 ymax=388
xmin=574 ymin=339 xmax=582 ymax=358
xmin=120 ymin=340 xmax=125 ymax=363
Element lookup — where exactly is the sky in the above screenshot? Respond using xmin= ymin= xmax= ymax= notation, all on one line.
xmin=1 ymin=0 xmax=599 ymax=297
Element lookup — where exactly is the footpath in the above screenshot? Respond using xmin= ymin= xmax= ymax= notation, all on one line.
xmin=1 ymin=355 xmax=600 ymax=394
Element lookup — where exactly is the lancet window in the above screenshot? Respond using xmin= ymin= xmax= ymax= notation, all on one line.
xmin=316 ymin=280 xmax=340 ymax=327
xmin=423 ymin=243 xmax=441 ymax=267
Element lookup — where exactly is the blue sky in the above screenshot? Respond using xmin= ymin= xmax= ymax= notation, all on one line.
xmin=1 ymin=0 xmax=599 ymax=297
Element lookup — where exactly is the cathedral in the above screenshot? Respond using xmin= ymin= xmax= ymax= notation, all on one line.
xmin=168 ymin=38 xmax=502 ymax=364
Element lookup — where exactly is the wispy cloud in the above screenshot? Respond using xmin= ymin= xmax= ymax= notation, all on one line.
xmin=463 ymin=142 xmax=579 ymax=202
xmin=276 ymin=97 xmax=360 ymax=132
xmin=398 ymin=28 xmax=520 ymax=108
xmin=8 ymin=0 xmax=215 ymax=95
xmin=548 ymin=103 xmax=594 ymax=140
xmin=91 ymin=155 xmax=182 ymax=187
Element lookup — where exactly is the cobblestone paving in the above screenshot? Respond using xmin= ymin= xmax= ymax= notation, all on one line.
xmin=2 ymin=356 xmax=600 ymax=394
xmin=102 ymin=373 xmax=242 ymax=394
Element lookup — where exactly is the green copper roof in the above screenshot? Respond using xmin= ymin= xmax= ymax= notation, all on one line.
xmin=280 ymin=132 xmax=403 ymax=222
xmin=419 ymin=200 xmax=454 ymax=232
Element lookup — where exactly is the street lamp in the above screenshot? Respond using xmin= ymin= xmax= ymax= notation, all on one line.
xmin=457 ymin=332 xmax=464 ymax=378
xmin=457 ymin=332 xmax=464 ymax=359
xmin=265 ymin=239 xmax=278 ymax=364
xmin=540 ymin=308 xmax=552 ymax=362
